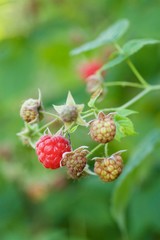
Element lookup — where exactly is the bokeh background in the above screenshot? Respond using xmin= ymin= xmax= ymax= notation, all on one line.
xmin=0 ymin=0 xmax=160 ymax=240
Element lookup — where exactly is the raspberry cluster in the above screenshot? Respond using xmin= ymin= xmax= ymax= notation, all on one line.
xmin=19 ymin=91 xmax=126 ymax=183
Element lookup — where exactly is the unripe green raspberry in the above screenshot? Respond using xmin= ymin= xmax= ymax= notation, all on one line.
xmin=60 ymin=105 xmax=78 ymax=123
xmin=94 ymin=152 xmax=123 ymax=182
xmin=89 ymin=112 xmax=116 ymax=143
xmin=20 ymin=90 xmax=43 ymax=124
xmin=20 ymin=99 xmax=41 ymax=123
xmin=61 ymin=147 xmax=89 ymax=179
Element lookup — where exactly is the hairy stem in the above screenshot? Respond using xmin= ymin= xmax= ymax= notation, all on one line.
xmin=40 ymin=110 xmax=62 ymax=120
xmin=87 ymin=144 xmax=104 ymax=159
xmin=114 ymin=43 xmax=148 ymax=86
xmin=91 ymin=83 xmax=160 ymax=115
xmin=32 ymin=119 xmax=57 ymax=136
xmin=104 ymin=81 xmax=146 ymax=89
xmin=126 ymin=60 xmax=149 ymax=86
xmin=119 ymin=88 xmax=150 ymax=109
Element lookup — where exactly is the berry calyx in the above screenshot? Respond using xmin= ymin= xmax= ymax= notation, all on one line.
xmin=94 ymin=151 xmax=124 ymax=182
xmin=36 ymin=135 xmax=71 ymax=169
xmin=60 ymin=105 xmax=78 ymax=123
xmin=53 ymin=92 xmax=86 ymax=130
xmin=86 ymin=75 xmax=103 ymax=94
xmin=89 ymin=112 xmax=116 ymax=143
xmin=61 ymin=146 xmax=89 ymax=179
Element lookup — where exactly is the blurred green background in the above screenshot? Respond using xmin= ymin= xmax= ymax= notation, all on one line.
xmin=0 ymin=0 xmax=160 ymax=239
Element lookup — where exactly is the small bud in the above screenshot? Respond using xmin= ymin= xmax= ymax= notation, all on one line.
xmin=60 ymin=105 xmax=78 ymax=123
xmin=20 ymin=90 xmax=43 ymax=124
xmin=53 ymin=91 xmax=86 ymax=130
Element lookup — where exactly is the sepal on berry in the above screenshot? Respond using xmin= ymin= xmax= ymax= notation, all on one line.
xmin=86 ymin=74 xmax=103 ymax=94
xmin=17 ymin=123 xmax=41 ymax=148
xmin=53 ymin=91 xmax=87 ymax=130
xmin=83 ymin=164 xmax=97 ymax=176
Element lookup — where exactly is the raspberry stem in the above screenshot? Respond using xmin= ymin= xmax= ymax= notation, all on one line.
xmin=119 ymin=88 xmax=150 ymax=109
xmin=114 ymin=43 xmax=148 ymax=86
xmin=104 ymin=143 xmax=108 ymax=157
xmin=32 ymin=119 xmax=57 ymax=136
xmin=126 ymin=59 xmax=149 ymax=86
xmin=104 ymin=81 xmax=146 ymax=89
xmin=83 ymin=165 xmax=97 ymax=176
xmin=86 ymin=143 xmax=104 ymax=160
xmin=100 ymin=84 xmax=160 ymax=112
xmin=81 ymin=109 xmax=93 ymax=115
xmin=39 ymin=110 xmax=62 ymax=121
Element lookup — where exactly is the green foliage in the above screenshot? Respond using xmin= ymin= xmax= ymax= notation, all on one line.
xmin=70 ymin=19 xmax=129 ymax=55
xmin=114 ymin=114 xmax=136 ymax=141
xmin=101 ymin=39 xmax=160 ymax=71
xmin=116 ymin=109 xmax=137 ymax=117
xmin=112 ymin=129 xmax=160 ymax=234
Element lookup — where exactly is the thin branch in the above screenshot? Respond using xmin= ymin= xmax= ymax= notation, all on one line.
xmin=104 ymin=81 xmax=145 ymax=89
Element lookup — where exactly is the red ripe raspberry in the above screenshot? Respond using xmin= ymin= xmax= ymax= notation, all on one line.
xmin=94 ymin=152 xmax=124 ymax=182
xmin=89 ymin=112 xmax=116 ymax=144
xmin=36 ymin=135 xmax=71 ymax=169
xmin=78 ymin=60 xmax=103 ymax=82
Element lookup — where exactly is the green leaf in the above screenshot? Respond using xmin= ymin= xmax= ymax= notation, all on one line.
xmin=68 ymin=125 xmax=78 ymax=133
xmin=122 ymin=39 xmax=160 ymax=56
xmin=101 ymin=39 xmax=160 ymax=71
xmin=116 ymin=108 xmax=138 ymax=117
xmin=114 ymin=114 xmax=136 ymax=141
xmin=111 ymin=129 xmax=160 ymax=233
xmin=101 ymin=54 xmax=125 ymax=70
xmin=70 ymin=19 xmax=129 ymax=55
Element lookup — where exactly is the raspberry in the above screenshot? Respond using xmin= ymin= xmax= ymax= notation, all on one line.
xmin=60 ymin=105 xmax=78 ymax=123
xmin=94 ymin=152 xmax=123 ymax=182
xmin=36 ymin=135 xmax=71 ymax=169
xmin=61 ymin=147 xmax=89 ymax=179
xmin=78 ymin=60 xmax=103 ymax=81
xmin=89 ymin=112 xmax=116 ymax=143
xmin=20 ymin=98 xmax=42 ymax=123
